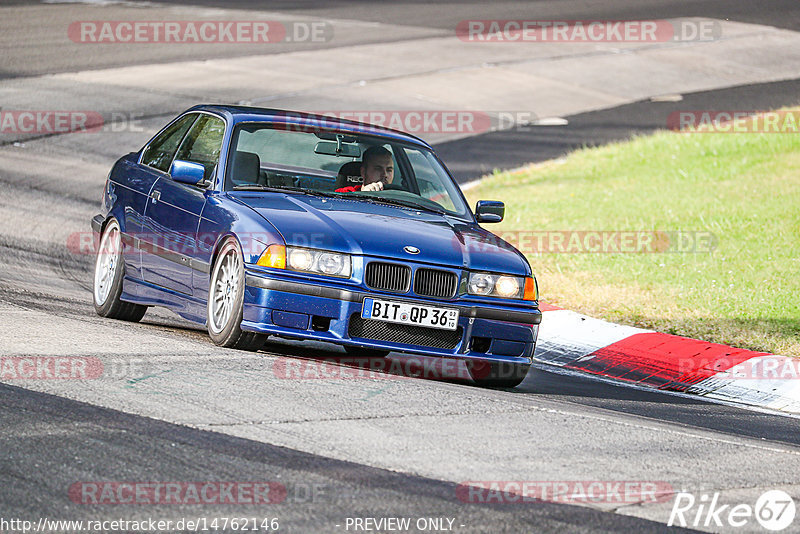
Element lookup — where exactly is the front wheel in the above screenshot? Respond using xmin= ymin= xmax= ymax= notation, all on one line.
xmin=467 ymin=360 xmax=530 ymax=388
xmin=93 ymin=218 xmax=147 ymax=322
xmin=207 ymin=238 xmax=265 ymax=351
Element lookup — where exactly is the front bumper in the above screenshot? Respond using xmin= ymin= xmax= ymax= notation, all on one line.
xmin=242 ymin=271 xmax=540 ymax=364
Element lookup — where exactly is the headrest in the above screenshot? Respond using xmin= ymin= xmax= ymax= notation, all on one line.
xmin=335 ymin=161 xmax=363 ymax=188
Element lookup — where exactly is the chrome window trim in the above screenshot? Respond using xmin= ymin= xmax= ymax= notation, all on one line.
xmin=138 ymin=111 xmax=228 ymax=180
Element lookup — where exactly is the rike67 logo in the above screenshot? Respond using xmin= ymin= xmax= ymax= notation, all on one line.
xmin=668 ymin=490 xmax=796 ymax=531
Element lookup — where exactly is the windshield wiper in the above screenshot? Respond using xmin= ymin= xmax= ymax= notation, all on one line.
xmin=353 ymin=195 xmax=448 ymax=215
xmin=233 ymin=185 xmax=287 ymax=192
xmin=233 ymin=185 xmax=448 ymax=214
xmin=272 ymin=186 xmax=340 ymax=198
xmin=232 ymin=184 xmax=338 ymax=198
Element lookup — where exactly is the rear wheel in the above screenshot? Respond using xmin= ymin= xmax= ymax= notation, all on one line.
xmin=467 ymin=360 xmax=530 ymax=388
xmin=93 ymin=218 xmax=147 ymax=322
xmin=207 ymin=238 xmax=265 ymax=351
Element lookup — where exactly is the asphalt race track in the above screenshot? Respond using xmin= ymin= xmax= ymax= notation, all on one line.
xmin=1 ymin=2 xmax=799 ymax=533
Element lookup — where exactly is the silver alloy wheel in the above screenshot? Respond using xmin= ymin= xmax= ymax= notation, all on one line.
xmin=208 ymin=242 xmax=241 ymax=334
xmin=94 ymin=221 xmax=120 ymax=306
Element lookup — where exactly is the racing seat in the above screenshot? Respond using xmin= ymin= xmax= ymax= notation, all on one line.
xmin=230 ymin=151 xmax=262 ymax=186
xmin=335 ymin=161 xmax=363 ymax=190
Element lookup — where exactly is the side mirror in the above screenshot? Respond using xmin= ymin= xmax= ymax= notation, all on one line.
xmin=170 ymin=159 xmax=208 ymax=186
xmin=475 ymin=200 xmax=505 ymax=223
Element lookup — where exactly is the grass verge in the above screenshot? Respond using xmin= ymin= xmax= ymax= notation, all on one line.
xmin=464 ymin=125 xmax=800 ymax=356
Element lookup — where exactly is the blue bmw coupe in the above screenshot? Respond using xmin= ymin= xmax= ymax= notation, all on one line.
xmin=92 ymin=105 xmax=541 ymax=387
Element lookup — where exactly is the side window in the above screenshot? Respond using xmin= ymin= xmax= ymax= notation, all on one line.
xmin=141 ymin=114 xmax=197 ymax=172
xmin=404 ymin=148 xmax=457 ymax=212
xmin=174 ymin=115 xmax=225 ymax=180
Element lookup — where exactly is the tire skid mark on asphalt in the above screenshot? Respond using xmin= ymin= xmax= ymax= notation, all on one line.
xmin=0 ymin=234 xmax=90 ymax=271
xmin=0 ymin=282 xmax=202 ymax=345
xmin=0 ymin=236 xmax=209 ymax=337
xmin=198 ymin=404 xmax=535 ymax=427
xmin=0 ymin=148 xmax=105 ymax=205
xmin=0 ymin=173 xmax=99 ymax=207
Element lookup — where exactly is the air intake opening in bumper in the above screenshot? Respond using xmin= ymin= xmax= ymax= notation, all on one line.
xmin=348 ymin=314 xmax=462 ymax=350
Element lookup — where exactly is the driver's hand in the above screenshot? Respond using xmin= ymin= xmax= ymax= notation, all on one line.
xmin=362 ymin=181 xmax=384 ymax=192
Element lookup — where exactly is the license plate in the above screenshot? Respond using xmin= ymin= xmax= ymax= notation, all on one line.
xmin=361 ymin=298 xmax=459 ymax=330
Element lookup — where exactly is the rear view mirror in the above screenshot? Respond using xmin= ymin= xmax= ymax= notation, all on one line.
xmin=475 ymin=200 xmax=505 ymax=223
xmin=315 ymin=131 xmax=357 ymax=143
xmin=315 ymin=134 xmax=361 ymax=158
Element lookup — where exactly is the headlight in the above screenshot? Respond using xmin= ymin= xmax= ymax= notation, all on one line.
xmin=494 ymin=276 xmax=520 ymax=298
xmin=468 ymin=273 xmax=494 ymax=295
xmin=259 ymin=246 xmax=351 ymax=278
xmin=467 ymin=272 xmax=537 ymax=301
xmin=317 ymin=252 xmax=348 ymax=275
xmin=287 ymin=248 xmax=313 ymax=271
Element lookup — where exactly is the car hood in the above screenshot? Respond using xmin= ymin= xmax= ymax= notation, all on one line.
xmin=232 ymin=193 xmax=530 ymax=275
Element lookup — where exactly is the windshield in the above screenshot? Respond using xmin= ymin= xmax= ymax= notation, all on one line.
xmin=225 ymin=123 xmax=470 ymax=218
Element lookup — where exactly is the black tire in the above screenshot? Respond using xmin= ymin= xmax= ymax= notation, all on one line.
xmin=93 ymin=218 xmax=147 ymax=322
xmin=344 ymin=346 xmax=390 ymax=358
xmin=207 ymin=237 xmax=266 ymax=351
xmin=467 ymin=360 xmax=530 ymax=388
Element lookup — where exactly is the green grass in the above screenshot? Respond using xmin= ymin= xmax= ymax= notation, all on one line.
xmin=464 ymin=126 xmax=800 ymax=355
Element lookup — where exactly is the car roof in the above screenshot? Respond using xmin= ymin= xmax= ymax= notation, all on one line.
xmin=188 ymin=104 xmax=434 ymax=150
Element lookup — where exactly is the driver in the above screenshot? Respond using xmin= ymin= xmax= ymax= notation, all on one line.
xmin=335 ymin=145 xmax=394 ymax=193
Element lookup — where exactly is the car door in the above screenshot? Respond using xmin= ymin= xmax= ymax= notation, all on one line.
xmin=126 ymin=113 xmax=198 ymax=280
xmin=141 ymin=113 xmax=225 ymax=296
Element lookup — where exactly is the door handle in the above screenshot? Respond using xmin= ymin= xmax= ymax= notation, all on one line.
xmin=150 ymin=190 xmax=161 ymax=203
